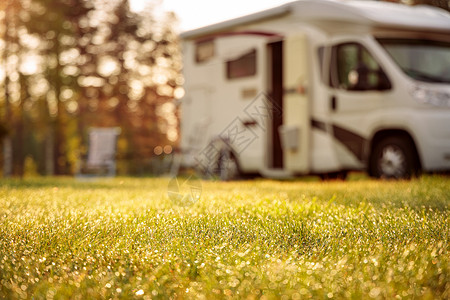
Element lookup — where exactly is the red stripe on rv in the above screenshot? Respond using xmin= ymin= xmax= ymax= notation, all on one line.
xmin=196 ymin=31 xmax=283 ymax=42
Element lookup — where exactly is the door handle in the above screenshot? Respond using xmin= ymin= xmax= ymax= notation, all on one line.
xmin=242 ymin=119 xmax=258 ymax=127
xmin=331 ymin=96 xmax=337 ymax=111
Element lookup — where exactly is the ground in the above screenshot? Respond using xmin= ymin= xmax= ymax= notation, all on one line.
xmin=0 ymin=175 xmax=448 ymax=299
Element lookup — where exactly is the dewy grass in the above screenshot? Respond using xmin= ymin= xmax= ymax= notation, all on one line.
xmin=0 ymin=175 xmax=448 ymax=299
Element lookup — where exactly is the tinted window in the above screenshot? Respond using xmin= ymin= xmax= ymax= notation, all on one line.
xmin=195 ymin=39 xmax=215 ymax=63
xmin=226 ymin=49 xmax=257 ymax=79
xmin=331 ymin=43 xmax=391 ymax=91
xmin=377 ymin=38 xmax=450 ymax=84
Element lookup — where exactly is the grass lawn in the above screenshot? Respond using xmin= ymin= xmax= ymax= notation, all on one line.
xmin=0 ymin=175 xmax=448 ymax=299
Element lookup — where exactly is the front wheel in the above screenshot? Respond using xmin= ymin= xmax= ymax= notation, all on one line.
xmin=369 ymin=136 xmax=420 ymax=179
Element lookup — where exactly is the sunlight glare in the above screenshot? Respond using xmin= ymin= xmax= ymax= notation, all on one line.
xmin=129 ymin=0 xmax=150 ymax=12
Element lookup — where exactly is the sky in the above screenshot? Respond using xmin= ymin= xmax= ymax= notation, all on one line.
xmin=130 ymin=0 xmax=294 ymax=32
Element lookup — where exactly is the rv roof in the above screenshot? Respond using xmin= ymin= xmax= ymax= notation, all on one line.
xmin=181 ymin=0 xmax=450 ymax=39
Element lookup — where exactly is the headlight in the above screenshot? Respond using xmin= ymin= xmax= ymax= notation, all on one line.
xmin=410 ymin=84 xmax=450 ymax=107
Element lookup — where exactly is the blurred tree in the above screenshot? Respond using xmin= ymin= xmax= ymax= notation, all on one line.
xmin=0 ymin=0 xmax=94 ymax=176
xmin=0 ymin=0 xmax=12 ymax=177
xmin=0 ymin=0 xmax=181 ymax=176
xmin=0 ymin=123 xmax=7 ymax=139
xmin=24 ymin=0 xmax=94 ymax=175
xmin=416 ymin=0 xmax=449 ymax=11
xmin=1 ymin=0 xmax=26 ymax=177
xmin=385 ymin=0 xmax=449 ymax=11
xmin=76 ymin=0 xmax=182 ymax=174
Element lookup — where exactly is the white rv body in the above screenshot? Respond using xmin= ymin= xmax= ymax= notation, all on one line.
xmin=180 ymin=0 xmax=450 ymax=179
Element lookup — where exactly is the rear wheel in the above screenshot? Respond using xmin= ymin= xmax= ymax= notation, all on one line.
xmin=369 ymin=136 xmax=420 ymax=179
xmin=218 ymin=150 xmax=240 ymax=181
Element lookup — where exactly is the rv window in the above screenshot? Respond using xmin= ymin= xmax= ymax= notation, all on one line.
xmin=195 ymin=40 xmax=215 ymax=63
xmin=331 ymin=43 xmax=391 ymax=91
xmin=226 ymin=49 xmax=257 ymax=79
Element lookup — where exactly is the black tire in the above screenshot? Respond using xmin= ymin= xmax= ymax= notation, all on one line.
xmin=218 ymin=150 xmax=240 ymax=181
xmin=369 ymin=136 xmax=420 ymax=179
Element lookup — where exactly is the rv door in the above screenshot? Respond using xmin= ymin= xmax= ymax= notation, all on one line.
xmin=281 ymin=34 xmax=310 ymax=173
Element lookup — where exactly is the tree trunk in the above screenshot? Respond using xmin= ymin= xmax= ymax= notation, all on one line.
xmin=45 ymin=127 xmax=55 ymax=175
xmin=2 ymin=137 xmax=12 ymax=177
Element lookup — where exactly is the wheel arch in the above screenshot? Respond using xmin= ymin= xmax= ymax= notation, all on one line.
xmin=367 ymin=129 xmax=422 ymax=173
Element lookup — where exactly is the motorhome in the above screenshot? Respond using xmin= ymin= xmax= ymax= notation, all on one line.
xmin=178 ymin=0 xmax=450 ymax=180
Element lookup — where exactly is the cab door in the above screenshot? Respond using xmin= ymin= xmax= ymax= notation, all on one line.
xmin=328 ymin=41 xmax=392 ymax=167
xmin=281 ymin=34 xmax=310 ymax=173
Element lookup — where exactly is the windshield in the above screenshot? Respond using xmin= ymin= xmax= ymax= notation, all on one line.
xmin=377 ymin=38 xmax=450 ymax=84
